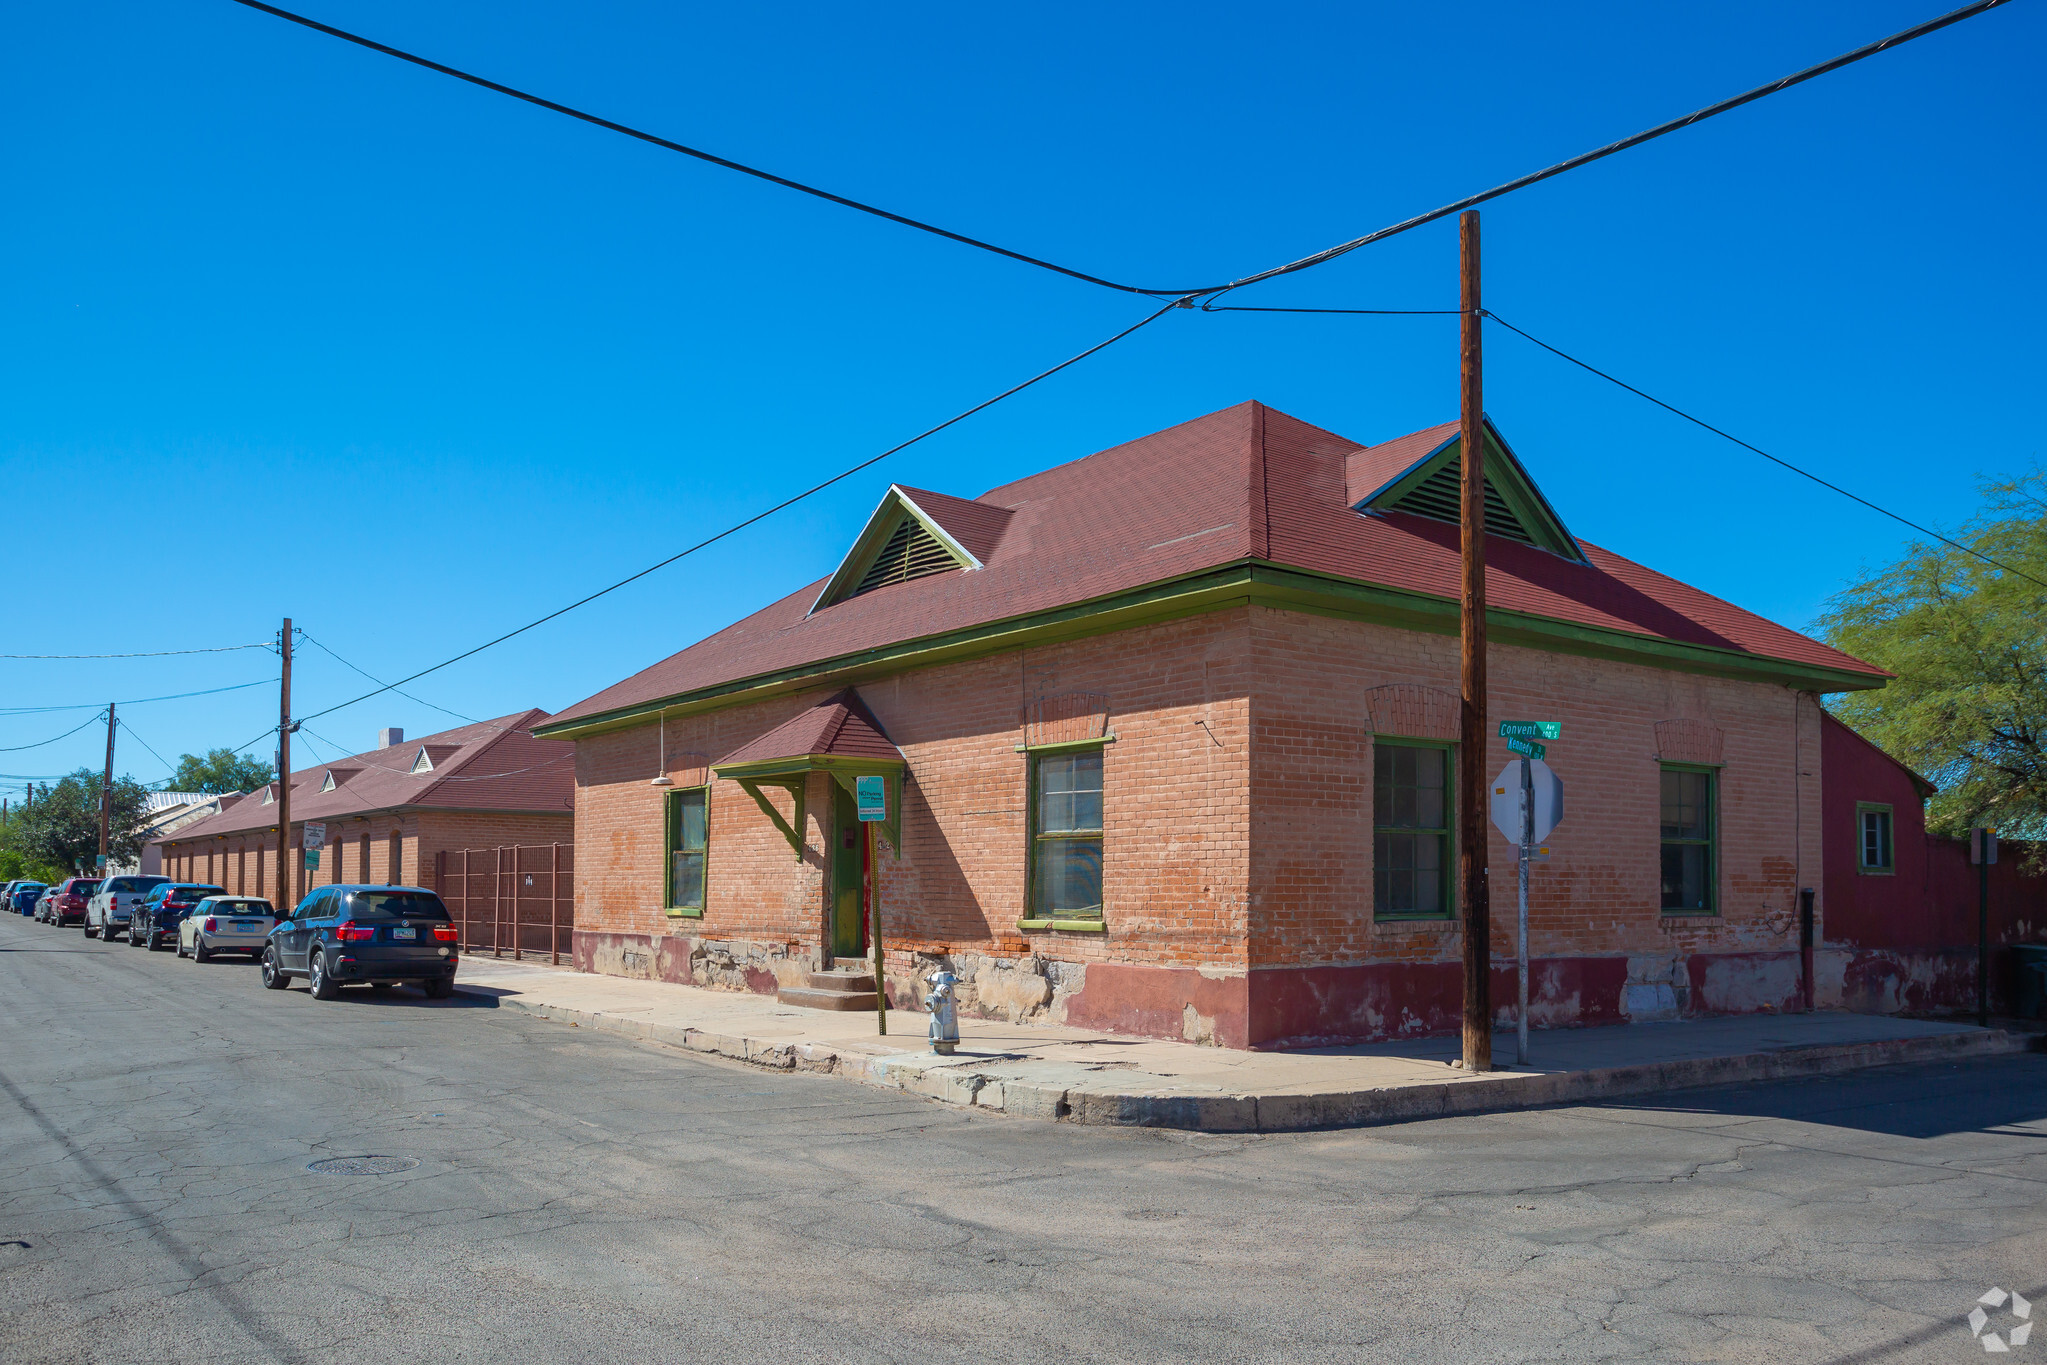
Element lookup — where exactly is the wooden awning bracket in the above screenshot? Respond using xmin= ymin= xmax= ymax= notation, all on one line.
xmin=734 ymin=776 xmax=807 ymax=862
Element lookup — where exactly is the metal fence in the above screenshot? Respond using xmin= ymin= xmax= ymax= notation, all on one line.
xmin=436 ymin=844 xmax=574 ymax=964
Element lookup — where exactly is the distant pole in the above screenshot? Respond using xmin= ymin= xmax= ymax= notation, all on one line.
xmin=1458 ymin=209 xmax=1492 ymax=1073
xmin=278 ymin=619 xmax=294 ymax=910
xmin=1975 ymin=827 xmax=1992 ymax=1027
xmin=869 ymin=825 xmax=887 ymax=1037
xmin=98 ymin=703 xmax=116 ymax=868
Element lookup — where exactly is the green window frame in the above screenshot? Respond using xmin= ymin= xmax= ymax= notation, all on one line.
xmin=1373 ymin=738 xmax=1454 ymax=920
xmin=1024 ymin=743 xmax=1105 ymax=927
xmin=665 ymin=786 xmax=708 ymax=917
xmin=1856 ymin=802 xmax=1894 ymax=874
xmin=1659 ymin=764 xmax=1717 ymax=914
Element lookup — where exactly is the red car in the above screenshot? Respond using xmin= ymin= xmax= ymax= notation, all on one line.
xmin=44 ymin=877 xmax=102 ymax=927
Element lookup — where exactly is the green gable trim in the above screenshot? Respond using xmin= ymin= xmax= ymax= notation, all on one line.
xmin=1360 ymin=421 xmax=1584 ymax=563
xmin=808 ymin=487 xmax=979 ymax=615
xmin=536 ymin=562 xmax=1883 ymax=743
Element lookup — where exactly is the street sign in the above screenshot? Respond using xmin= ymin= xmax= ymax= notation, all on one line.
xmin=1490 ymin=759 xmax=1563 ymax=845
xmin=855 ymin=775 xmax=887 ymax=822
xmin=1972 ymin=827 xmax=1998 ymax=865
xmin=304 ymin=850 xmax=321 ymax=871
xmin=1505 ymin=736 xmax=1545 ymax=761
xmin=1499 ymin=720 xmax=1561 ymax=741
xmin=304 ymin=822 xmax=326 ymax=851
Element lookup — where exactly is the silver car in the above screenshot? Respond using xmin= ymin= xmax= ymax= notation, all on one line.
xmin=178 ymin=896 xmax=278 ymax=961
xmin=85 ymin=874 xmax=169 ymax=938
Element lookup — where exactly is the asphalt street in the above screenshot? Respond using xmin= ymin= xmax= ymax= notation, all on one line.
xmin=0 ymin=912 xmax=2042 ymax=1365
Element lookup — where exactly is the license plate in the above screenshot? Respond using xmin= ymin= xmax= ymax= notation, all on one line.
xmin=232 ymin=921 xmax=259 ymax=930
xmin=391 ymin=927 xmax=416 ymax=941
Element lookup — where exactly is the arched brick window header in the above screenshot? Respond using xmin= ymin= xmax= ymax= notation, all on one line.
xmin=1655 ymin=718 xmax=1725 ymax=766
xmin=1365 ymin=684 xmax=1459 ymax=742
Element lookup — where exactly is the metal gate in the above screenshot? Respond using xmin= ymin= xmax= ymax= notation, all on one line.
xmin=436 ymin=844 xmax=574 ymax=964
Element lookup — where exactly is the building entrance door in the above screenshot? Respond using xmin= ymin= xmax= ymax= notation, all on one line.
xmin=830 ymin=783 xmax=867 ymax=960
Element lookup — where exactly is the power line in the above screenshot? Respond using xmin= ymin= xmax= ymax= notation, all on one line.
xmin=1201 ymin=306 xmax=1459 ymax=316
xmin=1481 ymin=311 xmax=2047 ymax=593
xmin=293 ymin=299 xmax=1180 ymax=725
xmin=0 ymin=712 xmax=108 ymax=753
xmin=115 ymin=717 xmax=177 ymax=778
xmin=296 ymin=632 xmax=479 ymax=724
xmin=0 ymin=643 xmax=273 ymax=659
xmin=0 ymin=677 xmax=279 ymax=716
xmin=228 ymin=0 xmax=2015 ymax=300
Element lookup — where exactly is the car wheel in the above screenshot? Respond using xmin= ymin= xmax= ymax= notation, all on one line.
xmin=128 ymin=926 xmax=144 ymax=946
xmin=147 ymin=931 xmax=165 ymax=951
xmin=423 ymin=977 xmax=454 ymax=1000
xmin=84 ymin=923 xmax=98 ymax=938
xmin=308 ymin=952 xmax=340 ymax=1001
xmin=260 ymin=947 xmax=290 ymax=990
xmin=194 ymin=939 xmax=211 ymax=963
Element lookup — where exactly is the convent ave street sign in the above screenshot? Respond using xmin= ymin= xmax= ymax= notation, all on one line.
xmin=1498 ymin=721 xmax=1561 ymax=741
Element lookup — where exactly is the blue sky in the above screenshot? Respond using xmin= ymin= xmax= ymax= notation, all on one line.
xmin=3 ymin=0 xmax=2040 ymax=789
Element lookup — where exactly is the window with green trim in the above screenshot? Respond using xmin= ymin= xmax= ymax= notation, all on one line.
xmin=1659 ymin=766 xmax=1715 ymax=913
xmin=667 ymin=787 xmax=708 ymax=913
xmin=1857 ymin=803 xmax=1894 ymax=873
xmin=1031 ymin=750 xmax=1103 ymax=919
xmin=1374 ymin=741 xmax=1451 ymax=918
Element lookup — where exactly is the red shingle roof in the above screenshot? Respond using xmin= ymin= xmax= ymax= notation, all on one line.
xmin=545 ymin=402 xmax=1882 ymax=729
xmin=715 ymin=690 xmax=901 ymax=767
xmin=153 ymin=710 xmax=572 ymax=844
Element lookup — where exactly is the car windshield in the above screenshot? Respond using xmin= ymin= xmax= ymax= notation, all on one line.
xmin=16 ymin=885 xmax=45 ymax=894
xmin=342 ymin=890 xmax=449 ymax=920
xmin=71 ymin=880 xmax=101 ymax=894
xmin=106 ymin=876 xmax=168 ymax=894
xmin=211 ymin=900 xmax=273 ymax=914
xmin=170 ymin=886 xmax=226 ymax=900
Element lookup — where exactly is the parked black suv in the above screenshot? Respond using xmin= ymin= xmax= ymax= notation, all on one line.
xmin=129 ymin=882 xmax=227 ymax=949
xmin=261 ymin=885 xmax=460 ymax=1000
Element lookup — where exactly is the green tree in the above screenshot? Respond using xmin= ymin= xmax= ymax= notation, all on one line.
xmin=1819 ymin=470 xmax=2047 ymax=842
xmin=170 ymin=747 xmax=274 ymax=795
xmin=7 ymin=770 xmax=153 ymax=875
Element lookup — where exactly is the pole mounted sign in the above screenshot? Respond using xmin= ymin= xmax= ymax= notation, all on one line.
xmin=1491 ymin=741 xmax=1564 ymax=1067
xmin=855 ymin=775 xmax=887 ymax=822
xmin=1499 ymin=721 xmax=1562 ymax=741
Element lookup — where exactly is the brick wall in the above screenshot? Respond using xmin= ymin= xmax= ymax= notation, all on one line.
xmin=158 ymin=807 xmax=570 ymax=909
xmin=568 ymin=598 xmax=1834 ymax=1044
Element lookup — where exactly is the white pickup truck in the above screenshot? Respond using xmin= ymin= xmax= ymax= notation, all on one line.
xmin=85 ymin=874 xmax=168 ymax=939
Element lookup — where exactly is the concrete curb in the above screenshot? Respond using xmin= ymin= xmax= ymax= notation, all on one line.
xmin=466 ymin=989 xmax=2036 ymax=1132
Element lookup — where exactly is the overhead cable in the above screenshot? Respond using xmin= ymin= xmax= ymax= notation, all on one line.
xmin=288 ymin=300 xmax=1179 ymax=724
xmin=0 ymin=677 xmax=280 ymax=717
xmin=0 ymin=712 xmax=108 ymax=753
xmin=1481 ymin=311 xmax=2047 ymax=593
xmin=115 ymin=717 xmax=177 ymax=778
xmin=228 ymin=0 xmax=2014 ymax=299
xmin=296 ymin=632 xmax=479 ymax=723
xmin=0 ymin=643 xmax=274 ymax=659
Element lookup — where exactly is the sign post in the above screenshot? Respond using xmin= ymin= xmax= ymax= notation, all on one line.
xmin=1493 ymin=724 xmax=1563 ymax=1065
xmin=1973 ymin=826 xmax=1997 ymax=1026
xmin=856 ymin=776 xmax=889 ymax=1036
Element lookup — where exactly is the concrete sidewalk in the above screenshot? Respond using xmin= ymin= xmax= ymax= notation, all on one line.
xmin=453 ymin=956 xmax=2034 ymax=1131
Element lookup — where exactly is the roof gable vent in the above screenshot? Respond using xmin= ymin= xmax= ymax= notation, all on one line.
xmin=260 ymin=785 xmax=275 ymax=805
xmin=320 ymin=770 xmax=337 ymax=793
xmin=1387 ymin=456 xmax=1537 ymax=546
xmin=411 ymin=747 xmax=435 ymax=775
xmin=852 ymin=516 xmax=960 ymax=598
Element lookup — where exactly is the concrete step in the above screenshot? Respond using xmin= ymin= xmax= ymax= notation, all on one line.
xmin=805 ymin=970 xmax=875 ymax=993
xmin=778 ymin=985 xmax=879 ymax=1012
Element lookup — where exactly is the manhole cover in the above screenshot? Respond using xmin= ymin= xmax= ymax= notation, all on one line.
xmin=307 ymin=1156 xmax=420 ymax=1175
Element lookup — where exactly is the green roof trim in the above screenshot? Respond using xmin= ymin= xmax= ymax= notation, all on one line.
xmin=1358 ymin=418 xmax=1585 ymax=563
xmin=532 ymin=561 xmax=1883 ymax=744
xmin=809 ymin=486 xmax=980 ymax=615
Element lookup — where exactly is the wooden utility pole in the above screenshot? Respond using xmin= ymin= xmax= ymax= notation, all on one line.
xmin=98 ymin=703 xmax=116 ymax=870
xmin=277 ymin=619 xmax=294 ymax=911
xmin=1458 ymin=210 xmax=1492 ymax=1072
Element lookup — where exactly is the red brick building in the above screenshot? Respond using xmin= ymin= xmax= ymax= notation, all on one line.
xmin=152 ymin=713 xmax=573 ymax=907
xmin=536 ymin=401 xmax=1899 ymax=1047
